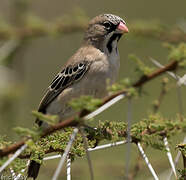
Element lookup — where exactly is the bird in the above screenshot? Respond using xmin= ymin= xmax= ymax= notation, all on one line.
xmin=27 ymin=13 xmax=129 ymax=179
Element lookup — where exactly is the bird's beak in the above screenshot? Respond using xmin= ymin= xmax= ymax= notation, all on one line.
xmin=116 ymin=22 xmax=129 ymax=34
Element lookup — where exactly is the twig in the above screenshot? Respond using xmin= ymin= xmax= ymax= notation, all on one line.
xmin=176 ymin=143 xmax=186 ymax=179
xmin=0 ymin=40 xmax=21 ymax=65
xmin=150 ymin=58 xmax=186 ymax=86
xmin=168 ymin=136 xmax=186 ymax=180
xmin=1 ymin=19 xmax=186 ymax=43
xmin=0 ymin=144 xmax=27 ymax=173
xmin=153 ymin=78 xmax=168 ymax=113
xmin=133 ymin=60 xmax=177 ymax=87
xmin=163 ymin=137 xmax=177 ymax=179
xmin=130 ymin=152 xmax=143 ymax=179
xmin=150 ymin=58 xmax=186 ymax=179
xmin=52 ymin=128 xmax=78 ymax=180
xmin=150 ymin=57 xmax=184 ymax=119
xmin=137 ymin=142 xmax=159 ymax=180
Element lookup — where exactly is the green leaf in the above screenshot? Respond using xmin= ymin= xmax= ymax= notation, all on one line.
xmin=13 ymin=127 xmax=39 ymax=138
xmin=129 ymin=54 xmax=154 ymax=75
xmin=69 ymin=96 xmax=102 ymax=112
xmin=168 ymin=43 xmax=186 ymax=67
xmin=32 ymin=110 xmax=59 ymax=125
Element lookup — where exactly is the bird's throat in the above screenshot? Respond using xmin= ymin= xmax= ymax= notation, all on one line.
xmin=106 ymin=34 xmax=122 ymax=53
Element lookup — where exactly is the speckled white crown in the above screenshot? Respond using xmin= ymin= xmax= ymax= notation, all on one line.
xmin=101 ymin=14 xmax=126 ymax=25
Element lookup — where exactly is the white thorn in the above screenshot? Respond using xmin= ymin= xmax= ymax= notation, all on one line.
xmin=163 ymin=137 xmax=177 ymax=179
xmin=52 ymin=128 xmax=78 ymax=180
xmin=0 ymin=144 xmax=27 ymax=173
xmin=67 ymin=157 xmax=71 ymax=180
xmin=84 ymin=94 xmax=125 ymax=120
xmin=137 ymin=142 xmax=159 ymax=180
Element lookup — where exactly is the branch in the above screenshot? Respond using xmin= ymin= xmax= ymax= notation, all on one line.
xmin=0 ymin=60 xmax=178 ymax=157
xmin=0 ymin=17 xmax=186 ymax=43
xmin=10 ymin=113 xmax=185 ymax=160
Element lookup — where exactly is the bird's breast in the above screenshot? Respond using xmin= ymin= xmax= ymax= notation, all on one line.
xmin=85 ymin=52 xmax=120 ymax=96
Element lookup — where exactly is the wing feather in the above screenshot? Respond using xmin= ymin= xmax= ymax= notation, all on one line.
xmin=38 ymin=61 xmax=91 ymax=113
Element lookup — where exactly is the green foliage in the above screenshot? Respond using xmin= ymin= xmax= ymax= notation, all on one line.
xmin=14 ymin=111 xmax=60 ymax=139
xmin=69 ymin=96 xmax=102 ymax=112
xmin=108 ymin=78 xmax=131 ymax=92
xmin=168 ymin=43 xmax=186 ymax=67
xmin=108 ymin=78 xmax=138 ymax=98
xmin=0 ymin=4 xmax=186 ymax=178
xmin=129 ymin=54 xmax=154 ymax=76
xmin=0 ymin=136 xmax=12 ymax=149
xmin=32 ymin=111 xmax=59 ymax=125
xmin=13 ymin=127 xmax=40 ymax=139
xmin=0 ymin=157 xmax=27 ymax=175
xmin=176 ymin=144 xmax=186 ymax=179
xmin=178 ymin=169 xmax=186 ymax=180
xmin=0 ymin=17 xmax=14 ymax=40
xmin=131 ymin=114 xmax=185 ymax=150
xmin=23 ymin=14 xmax=49 ymax=38
xmin=55 ymin=8 xmax=89 ymax=27
xmin=176 ymin=143 xmax=186 ymax=157
xmin=0 ymin=113 xmax=185 ymax=174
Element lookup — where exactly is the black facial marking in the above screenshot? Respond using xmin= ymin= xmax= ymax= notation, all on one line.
xmin=103 ymin=22 xmax=112 ymax=30
xmin=102 ymin=22 xmax=117 ymax=33
xmin=107 ymin=34 xmax=121 ymax=53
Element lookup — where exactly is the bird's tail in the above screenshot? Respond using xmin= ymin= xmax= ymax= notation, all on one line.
xmin=27 ymin=160 xmax=41 ymax=179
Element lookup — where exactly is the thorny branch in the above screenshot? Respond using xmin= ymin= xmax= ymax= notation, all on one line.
xmin=0 ymin=60 xmax=178 ymax=158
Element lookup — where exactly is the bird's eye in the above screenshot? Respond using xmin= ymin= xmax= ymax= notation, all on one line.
xmin=103 ymin=22 xmax=111 ymax=29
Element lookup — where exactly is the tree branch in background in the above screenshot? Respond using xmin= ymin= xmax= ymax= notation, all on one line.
xmin=0 ymin=16 xmax=186 ymax=43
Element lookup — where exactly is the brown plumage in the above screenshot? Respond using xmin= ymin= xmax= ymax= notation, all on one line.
xmin=28 ymin=13 xmax=128 ymax=179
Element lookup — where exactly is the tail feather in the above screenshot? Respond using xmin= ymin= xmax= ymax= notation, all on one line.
xmin=27 ymin=160 xmax=41 ymax=179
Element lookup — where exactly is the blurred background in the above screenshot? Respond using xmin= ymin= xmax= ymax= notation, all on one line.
xmin=0 ymin=0 xmax=186 ymax=179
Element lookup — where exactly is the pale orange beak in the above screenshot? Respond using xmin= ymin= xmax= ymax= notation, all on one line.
xmin=117 ymin=22 xmax=129 ymax=33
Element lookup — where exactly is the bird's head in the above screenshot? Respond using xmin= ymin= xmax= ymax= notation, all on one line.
xmin=83 ymin=14 xmax=129 ymax=53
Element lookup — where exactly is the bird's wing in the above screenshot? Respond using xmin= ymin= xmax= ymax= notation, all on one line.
xmin=38 ymin=60 xmax=91 ymax=113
